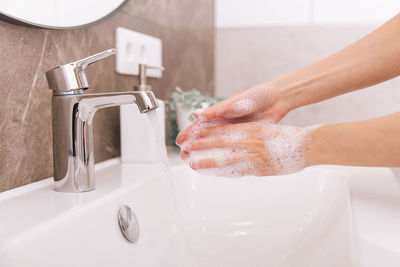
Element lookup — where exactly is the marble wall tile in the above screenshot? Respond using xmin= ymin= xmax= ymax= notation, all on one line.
xmin=0 ymin=0 xmax=214 ymax=192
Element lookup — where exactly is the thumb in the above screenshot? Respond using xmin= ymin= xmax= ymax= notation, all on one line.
xmin=194 ymin=98 xmax=256 ymax=121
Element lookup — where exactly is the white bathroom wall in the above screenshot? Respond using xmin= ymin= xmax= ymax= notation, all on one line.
xmin=215 ymin=0 xmax=310 ymax=28
xmin=216 ymin=0 xmax=399 ymax=27
xmin=215 ymin=1 xmax=400 ymax=126
xmin=313 ymin=0 xmax=399 ymax=25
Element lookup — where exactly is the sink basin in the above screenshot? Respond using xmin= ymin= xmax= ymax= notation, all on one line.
xmin=0 ymin=158 xmax=355 ymax=266
xmin=172 ymin=165 xmax=355 ymax=267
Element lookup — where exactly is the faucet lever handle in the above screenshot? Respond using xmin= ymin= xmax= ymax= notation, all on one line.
xmin=74 ymin=48 xmax=117 ymax=69
xmin=46 ymin=48 xmax=117 ymax=93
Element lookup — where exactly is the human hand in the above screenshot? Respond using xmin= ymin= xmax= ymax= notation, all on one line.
xmin=178 ymin=119 xmax=319 ymax=177
xmin=176 ymin=83 xmax=291 ymax=145
xmin=194 ymin=83 xmax=290 ymax=122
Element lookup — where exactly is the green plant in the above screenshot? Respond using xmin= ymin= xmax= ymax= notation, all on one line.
xmin=166 ymin=87 xmax=222 ymax=146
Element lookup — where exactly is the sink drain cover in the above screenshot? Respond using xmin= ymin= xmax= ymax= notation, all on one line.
xmin=118 ymin=205 xmax=140 ymax=243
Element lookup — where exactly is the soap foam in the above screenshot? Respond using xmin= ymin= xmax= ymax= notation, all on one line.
xmin=187 ymin=148 xmax=231 ymax=166
xmin=179 ymin=119 xmax=253 ymax=177
xmin=188 ymin=148 xmax=255 ymax=178
xmin=262 ymin=123 xmax=320 ymax=175
xmin=193 ymin=108 xmax=207 ymax=121
xmin=230 ymin=99 xmax=255 ymax=115
xmin=223 ymin=131 xmax=248 ymax=143
xmin=196 ymin=160 xmax=255 ymax=178
xmin=182 ymin=118 xmax=228 ymax=144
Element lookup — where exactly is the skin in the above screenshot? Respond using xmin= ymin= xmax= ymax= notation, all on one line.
xmin=308 ymin=113 xmax=400 ymax=167
xmin=182 ymin=121 xmax=313 ymax=176
xmin=176 ymin=13 xmax=400 ymax=175
xmin=183 ymin=121 xmax=276 ymax=174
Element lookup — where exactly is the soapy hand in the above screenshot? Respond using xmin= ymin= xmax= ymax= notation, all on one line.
xmin=176 ymin=83 xmax=290 ymax=145
xmin=194 ymin=84 xmax=289 ymax=122
xmin=177 ymin=119 xmax=318 ymax=177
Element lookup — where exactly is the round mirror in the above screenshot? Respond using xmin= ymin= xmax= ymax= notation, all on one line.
xmin=0 ymin=0 xmax=128 ymax=29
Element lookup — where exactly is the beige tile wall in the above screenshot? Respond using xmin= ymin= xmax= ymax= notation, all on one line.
xmin=0 ymin=0 xmax=214 ymax=192
xmin=216 ymin=25 xmax=400 ymax=126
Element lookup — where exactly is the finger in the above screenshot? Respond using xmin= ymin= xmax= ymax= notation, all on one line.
xmin=198 ymin=96 xmax=257 ymax=121
xmin=223 ymin=99 xmax=256 ymax=119
xmin=190 ymin=153 xmax=243 ymax=170
xmin=177 ymin=119 xmax=229 ymax=145
xmin=199 ymin=124 xmax=240 ymax=138
xmin=180 ymin=150 xmax=189 ymax=161
xmin=196 ymin=98 xmax=235 ymax=121
xmin=199 ymin=122 xmax=259 ymax=139
xmin=188 ymin=138 xmax=264 ymax=154
xmin=185 ymin=137 xmax=227 ymax=151
xmin=195 ymin=90 xmax=245 ymax=121
xmin=192 ymin=108 xmax=206 ymax=120
xmin=190 ymin=158 xmax=216 ymax=169
xmin=175 ymin=120 xmax=201 ymax=145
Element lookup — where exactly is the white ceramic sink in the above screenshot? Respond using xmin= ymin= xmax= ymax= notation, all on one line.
xmin=0 ymin=156 xmax=355 ymax=266
xmin=172 ymin=165 xmax=355 ymax=267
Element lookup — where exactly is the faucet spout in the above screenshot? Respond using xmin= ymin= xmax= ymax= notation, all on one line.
xmin=79 ymin=91 xmax=158 ymax=123
xmin=51 ymin=91 xmax=158 ymax=192
xmin=132 ymin=91 xmax=159 ymax=113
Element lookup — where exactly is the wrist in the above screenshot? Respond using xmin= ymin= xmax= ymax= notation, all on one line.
xmin=266 ymin=80 xmax=299 ymax=115
xmin=268 ymin=68 xmax=322 ymax=113
xmin=304 ymin=125 xmax=327 ymax=167
xmin=257 ymin=82 xmax=293 ymax=122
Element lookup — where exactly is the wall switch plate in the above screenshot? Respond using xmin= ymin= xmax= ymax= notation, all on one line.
xmin=115 ymin=27 xmax=162 ymax=78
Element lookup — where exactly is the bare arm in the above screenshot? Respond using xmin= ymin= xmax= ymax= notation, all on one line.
xmin=191 ymin=13 xmax=400 ymax=123
xmin=307 ymin=112 xmax=400 ymax=167
xmin=273 ymin=13 xmax=400 ymax=110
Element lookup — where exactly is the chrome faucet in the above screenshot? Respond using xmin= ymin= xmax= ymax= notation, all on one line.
xmin=45 ymin=48 xmax=159 ymax=192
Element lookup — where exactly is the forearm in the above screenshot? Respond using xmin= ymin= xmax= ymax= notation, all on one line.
xmin=307 ymin=112 xmax=400 ymax=167
xmin=269 ymin=13 xmax=400 ymax=111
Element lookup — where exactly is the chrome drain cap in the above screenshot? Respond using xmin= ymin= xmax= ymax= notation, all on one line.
xmin=118 ymin=205 xmax=140 ymax=243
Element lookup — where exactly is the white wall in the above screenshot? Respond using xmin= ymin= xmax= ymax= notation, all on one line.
xmin=215 ymin=0 xmax=399 ymax=28
xmin=215 ymin=1 xmax=400 ymax=126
